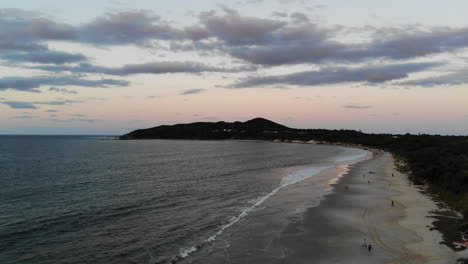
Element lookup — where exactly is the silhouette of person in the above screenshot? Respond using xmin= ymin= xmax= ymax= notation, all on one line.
xmin=345 ymin=185 xmax=348 ymax=191
xmin=368 ymin=244 xmax=372 ymax=253
xmin=391 ymin=200 xmax=394 ymax=207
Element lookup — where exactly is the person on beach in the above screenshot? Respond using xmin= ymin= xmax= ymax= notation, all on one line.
xmin=391 ymin=200 xmax=394 ymax=207
xmin=368 ymin=244 xmax=372 ymax=254
xmin=345 ymin=185 xmax=348 ymax=191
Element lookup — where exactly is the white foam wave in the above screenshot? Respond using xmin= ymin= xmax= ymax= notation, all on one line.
xmin=179 ymin=246 xmax=197 ymax=258
xmin=334 ymin=151 xmax=368 ymax=163
xmin=176 ymin=149 xmax=370 ymax=261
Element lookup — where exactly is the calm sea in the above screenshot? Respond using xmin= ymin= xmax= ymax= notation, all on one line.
xmin=0 ymin=136 xmax=366 ymax=264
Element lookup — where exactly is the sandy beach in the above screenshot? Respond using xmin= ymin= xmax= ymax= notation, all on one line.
xmin=279 ymin=150 xmax=468 ymax=264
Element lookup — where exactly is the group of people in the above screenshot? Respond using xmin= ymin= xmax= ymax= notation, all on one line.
xmin=362 ymin=238 xmax=372 ymax=254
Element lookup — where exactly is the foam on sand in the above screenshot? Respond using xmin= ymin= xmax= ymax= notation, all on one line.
xmin=175 ymin=149 xmax=370 ymax=262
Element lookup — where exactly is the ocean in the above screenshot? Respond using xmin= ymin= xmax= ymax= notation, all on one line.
xmin=0 ymin=136 xmax=367 ymax=264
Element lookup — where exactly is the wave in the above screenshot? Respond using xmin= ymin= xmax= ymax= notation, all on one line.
xmin=172 ymin=149 xmax=369 ymax=263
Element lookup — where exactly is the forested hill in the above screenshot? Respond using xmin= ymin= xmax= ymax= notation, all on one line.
xmin=119 ymin=118 xmax=291 ymax=140
xmin=121 ymin=118 xmax=468 ymax=229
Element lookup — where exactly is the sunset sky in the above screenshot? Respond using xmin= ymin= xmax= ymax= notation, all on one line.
xmin=1 ymin=0 xmax=467 ymax=135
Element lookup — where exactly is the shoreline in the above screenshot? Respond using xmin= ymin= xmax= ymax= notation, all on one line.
xmin=278 ymin=150 xmax=468 ymax=263
xmin=120 ymin=138 xmax=467 ymax=262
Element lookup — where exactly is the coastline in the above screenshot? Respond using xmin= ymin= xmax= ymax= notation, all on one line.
xmin=279 ymin=150 xmax=468 ymax=264
xmin=119 ymin=138 xmax=467 ymax=263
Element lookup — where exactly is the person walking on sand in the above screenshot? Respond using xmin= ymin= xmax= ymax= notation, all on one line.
xmin=391 ymin=200 xmax=394 ymax=207
xmin=368 ymin=244 xmax=372 ymax=254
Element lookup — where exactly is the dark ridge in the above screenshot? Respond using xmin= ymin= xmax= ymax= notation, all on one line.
xmin=119 ymin=118 xmax=293 ymax=140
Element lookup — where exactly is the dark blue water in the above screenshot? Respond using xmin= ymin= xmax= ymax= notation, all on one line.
xmin=0 ymin=136 xmax=365 ymax=264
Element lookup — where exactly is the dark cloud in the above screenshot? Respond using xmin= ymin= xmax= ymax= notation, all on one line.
xmin=34 ymin=100 xmax=83 ymax=106
xmin=1 ymin=8 xmax=468 ymax=88
xmin=0 ymin=9 xmax=176 ymax=48
xmin=186 ymin=8 xmax=285 ymax=46
xmin=2 ymin=101 xmax=37 ymax=109
xmin=2 ymin=8 xmax=468 ymax=67
xmin=344 ymin=105 xmax=374 ymax=109
xmin=0 ymin=41 xmax=46 ymax=52
xmin=181 ymin=10 xmax=468 ymax=66
xmin=79 ymin=11 xmax=175 ymax=44
xmin=228 ymin=62 xmax=439 ymax=88
xmin=0 ymin=76 xmax=129 ymax=92
xmin=2 ymin=99 xmax=82 ymax=109
xmin=32 ymin=61 xmax=256 ymax=75
xmin=2 ymin=50 xmax=86 ymax=64
xmin=49 ymin=87 xmax=78 ymax=94
xmin=290 ymin=12 xmax=310 ymax=24
xmin=28 ymin=18 xmax=76 ymax=40
xmin=9 ymin=115 xmax=36 ymax=119
xmin=48 ymin=118 xmax=100 ymax=123
xmin=180 ymin=88 xmax=206 ymax=95
xmin=181 ymin=10 xmax=345 ymax=65
xmin=201 ymin=116 xmax=217 ymax=120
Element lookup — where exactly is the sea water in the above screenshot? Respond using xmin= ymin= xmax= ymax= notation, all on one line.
xmin=0 ymin=136 xmax=366 ymax=263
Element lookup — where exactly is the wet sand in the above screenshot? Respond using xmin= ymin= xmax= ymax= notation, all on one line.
xmin=279 ymin=150 xmax=468 ymax=264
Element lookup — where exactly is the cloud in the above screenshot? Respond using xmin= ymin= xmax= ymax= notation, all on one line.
xmin=184 ymin=8 xmax=285 ymax=45
xmin=32 ymin=61 xmax=256 ymax=76
xmin=397 ymin=71 xmax=468 ymax=87
xmin=2 ymin=50 xmax=87 ymax=64
xmin=79 ymin=10 xmax=176 ymax=45
xmin=0 ymin=9 xmax=176 ymax=49
xmin=9 ymin=115 xmax=36 ymax=119
xmin=0 ymin=75 xmax=129 ymax=92
xmin=2 ymin=101 xmax=37 ymax=109
xmin=180 ymin=10 xmax=468 ymax=66
xmin=34 ymin=100 xmax=83 ymax=106
xmin=228 ymin=62 xmax=440 ymax=88
xmin=344 ymin=105 xmax=374 ymax=109
xmin=28 ymin=17 xmax=76 ymax=40
xmin=201 ymin=116 xmax=217 ymax=120
xmin=2 ymin=99 xmax=83 ymax=109
xmin=180 ymin=88 xmax=206 ymax=95
xmin=48 ymin=118 xmax=100 ymax=123
xmin=49 ymin=87 xmax=78 ymax=94
xmin=2 ymin=8 xmax=468 ymax=88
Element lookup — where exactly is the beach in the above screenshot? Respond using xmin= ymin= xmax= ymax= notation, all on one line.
xmin=279 ymin=150 xmax=468 ymax=264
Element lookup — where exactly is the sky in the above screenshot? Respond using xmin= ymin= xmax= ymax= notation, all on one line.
xmin=0 ymin=0 xmax=467 ymax=135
